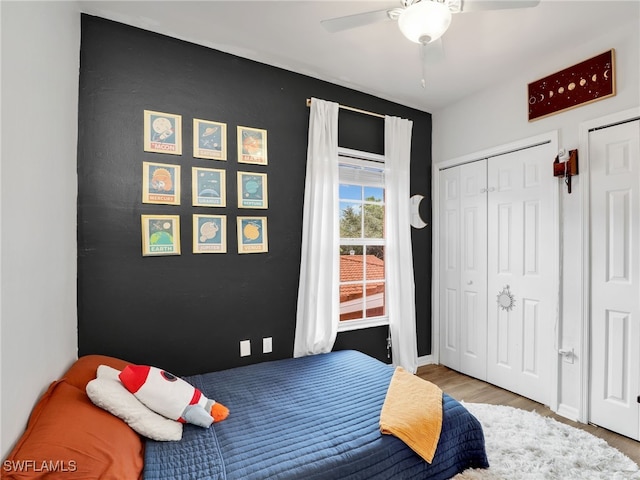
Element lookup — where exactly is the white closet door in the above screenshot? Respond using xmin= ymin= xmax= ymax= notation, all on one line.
xmin=459 ymin=161 xmax=488 ymax=379
xmin=589 ymin=119 xmax=640 ymax=440
xmin=439 ymin=166 xmax=462 ymax=370
xmin=439 ymin=161 xmax=487 ymax=377
xmin=486 ymin=143 xmax=557 ymax=406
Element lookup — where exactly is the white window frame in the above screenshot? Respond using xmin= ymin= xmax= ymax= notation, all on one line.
xmin=337 ymin=147 xmax=389 ymax=333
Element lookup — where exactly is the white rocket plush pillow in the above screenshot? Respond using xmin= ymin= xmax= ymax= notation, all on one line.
xmin=86 ymin=365 xmax=183 ymax=441
xmin=118 ymin=365 xmax=229 ymax=428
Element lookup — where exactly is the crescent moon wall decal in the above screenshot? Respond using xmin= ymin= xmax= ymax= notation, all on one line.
xmin=410 ymin=194 xmax=428 ymax=229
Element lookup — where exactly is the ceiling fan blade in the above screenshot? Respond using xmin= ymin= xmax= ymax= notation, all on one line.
xmin=460 ymin=0 xmax=540 ymax=13
xmin=321 ymin=9 xmax=393 ymax=33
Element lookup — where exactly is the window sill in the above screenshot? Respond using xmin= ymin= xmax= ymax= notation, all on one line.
xmin=337 ymin=317 xmax=389 ymax=333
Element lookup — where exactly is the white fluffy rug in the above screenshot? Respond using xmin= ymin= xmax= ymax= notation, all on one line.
xmin=453 ymin=403 xmax=640 ymax=480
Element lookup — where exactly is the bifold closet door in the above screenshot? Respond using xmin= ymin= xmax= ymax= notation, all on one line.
xmin=439 ymin=161 xmax=488 ymax=379
xmin=589 ymin=119 xmax=640 ymax=440
xmin=486 ymin=143 xmax=556 ymax=407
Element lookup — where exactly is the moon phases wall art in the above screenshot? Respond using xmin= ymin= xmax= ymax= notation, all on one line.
xmin=143 ymin=110 xmax=182 ymax=154
xmin=528 ymin=49 xmax=615 ymax=121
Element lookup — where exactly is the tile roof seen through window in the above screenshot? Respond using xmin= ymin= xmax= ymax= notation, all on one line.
xmin=340 ymin=254 xmax=384 ymax=283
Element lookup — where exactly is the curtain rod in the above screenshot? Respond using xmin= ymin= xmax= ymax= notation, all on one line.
xmin=306 ymin=98 xmax=385 ymax=119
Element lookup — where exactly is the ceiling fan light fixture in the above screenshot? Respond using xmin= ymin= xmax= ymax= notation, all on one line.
xmin=398 ymin=0 xmax=452 ymax=44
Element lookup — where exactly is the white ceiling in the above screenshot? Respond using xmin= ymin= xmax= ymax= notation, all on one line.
xmin=79 ymin=0 xmax=640 ymax=113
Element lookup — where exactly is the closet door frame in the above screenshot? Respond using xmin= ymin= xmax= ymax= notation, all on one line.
xmin=578 ymin=107 xmax=640 ymax=425
xmin=432 ymin=130 xmax=560 ymax=412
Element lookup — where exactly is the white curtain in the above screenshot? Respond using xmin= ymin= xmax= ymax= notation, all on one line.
xmin=385 ymin=115 xmax=418 ymax=373
xmin=293 ymin=98 xmax=340 ymax=357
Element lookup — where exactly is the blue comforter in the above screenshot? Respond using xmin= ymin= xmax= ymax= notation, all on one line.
xmin=144 ymin=350 xmax=488 ymax=480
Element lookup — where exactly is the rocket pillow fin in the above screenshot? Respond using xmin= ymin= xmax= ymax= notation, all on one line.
xmin=119 ymin=365 xmax=229 ymax=428
xmin=210 ymin=402 xmax=229 ymax=422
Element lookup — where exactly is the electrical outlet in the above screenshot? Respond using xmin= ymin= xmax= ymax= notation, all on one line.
xmin=240 ymin=340 xmax=251 ymax=357
xmin=263 ymin=337 xmax=272 ymax=354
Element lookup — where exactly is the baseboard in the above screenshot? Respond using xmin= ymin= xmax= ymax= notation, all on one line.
xmin=556 ymin=403 xmax=580 ymax=422
xmin=417 ymin=354 xmax=435 ymax=366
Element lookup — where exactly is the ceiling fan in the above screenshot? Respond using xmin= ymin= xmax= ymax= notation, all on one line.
xmin=321 ymin=0 xmax=541 ymax=87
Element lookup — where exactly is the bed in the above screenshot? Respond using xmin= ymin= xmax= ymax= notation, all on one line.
xmin=144 ymin=350 xmax=488 ymax=480
xmin=4 ymin=350 xmax=487 ymax=480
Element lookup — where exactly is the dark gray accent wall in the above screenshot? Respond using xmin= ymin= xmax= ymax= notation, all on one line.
xmin=77 ymin=15 xmax=432 ymax=376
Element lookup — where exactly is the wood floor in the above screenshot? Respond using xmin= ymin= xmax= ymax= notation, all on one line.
xmin=417 ymin=364 xmax=640 ymax=466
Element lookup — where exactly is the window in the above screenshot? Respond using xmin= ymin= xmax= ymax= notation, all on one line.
xmin=338 ymin=149 xmax=386 ymax=330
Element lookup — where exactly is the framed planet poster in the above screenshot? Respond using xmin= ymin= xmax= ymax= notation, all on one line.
xmin=237 ymin=126 xmax=268 ymax=165
xmin=193 ymin=119 xmax=227 ymax=160
xmin=141 ymin=215 xmax=181 ymax=256
xmin=142 ymin=162 xmax=181 ymax=205
xmin=192 ymin=167 xmax=226 ymax=207
xmin=193 ymin=214 xmax=227 ymax=254
xmin=237 ymin=171 xmax=268 ymax=209
xmin=237 ymin=216 xmax=268 ymax=254
xmin=143 ymin=110 xmax=182 ymax=155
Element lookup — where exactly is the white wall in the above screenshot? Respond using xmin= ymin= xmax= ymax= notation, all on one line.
xmin=432 ymin=16 xmax=640 ymax=417
xmin=1 ymin=1 xmax=80 ymax=459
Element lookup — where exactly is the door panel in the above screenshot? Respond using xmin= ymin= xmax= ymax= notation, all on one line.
xmin=589 ymin=119 xmax=640 ymax=440
xmin=522 ymin=298 xmax=539 ymax=375
xmin=439 ymin=168 xmax=461 ymax=369
xmin=439 ymin=161 xmax=487 ymax=378
xmin=524 ymin=201 xmax=540 ymax=275
xmin=486 ymin=143 xmax=556 ymax=406
xmin=459 ymin=161 xmax=487 ymax=379
xmin=497 ymin=308 xmax=511 ymax=366
xmin=444 ymin=288 xmax=458 ymax=352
